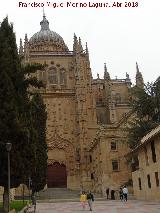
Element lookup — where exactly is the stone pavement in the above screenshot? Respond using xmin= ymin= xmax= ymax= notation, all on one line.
xmin=35 ymin=200 xmax=160 ymax=213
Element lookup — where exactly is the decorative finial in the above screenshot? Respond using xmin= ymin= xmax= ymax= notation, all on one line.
xmin=86 ymin=42 xmax=88 ymax=54
xmin=43 ymin=8 xmax=45 ymax=18
xmin=126 ymin=72 xmax=130 ymax=79
xmin=25 ymin=33 xmax=28 ymax=42
xmin=40 ymin=11 xmax=49 ymax=31
xmin=78 ymin=37 xmax=83 ymax=52
xmin=104 ymin=62 xmax=107 ymax=72
xmin=79 ymin=37 xmax=81 ymax=45
xmin=136 ymin=62 xmax=144 ymax=88
xmin=97 ymin=73 xmax=100 ymax=79
xmin=73 ymin=33 xmax=78 ymax=52
xmin=136 ymin=62 xmax=139 ymax=73
xmin=20 ymin=38 xmax=22 ymax=46
xmin=19 ymin=38 xmax=23 ymax=54
xmin=104 ymin=62 xmax=110 ymax=80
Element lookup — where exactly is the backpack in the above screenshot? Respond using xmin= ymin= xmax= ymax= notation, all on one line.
xmin=87 ymin=193 xmax=94 ymax=201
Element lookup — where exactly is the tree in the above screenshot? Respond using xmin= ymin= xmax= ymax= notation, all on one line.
xmin=125 ymin=79 xmax=160 ymax=149
xmin=29 ymin=94 xmax=47 ymax=194
xmin=0 ymin=17 xmax=46 ymax=212
xmin=0 ymin=17 xmax=27 ymax=212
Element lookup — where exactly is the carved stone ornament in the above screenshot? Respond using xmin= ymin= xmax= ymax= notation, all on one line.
xmin=48 ymin=159 xmax=66 ymax=165
xmin=47 ymin=130 xmax=72 ymax=150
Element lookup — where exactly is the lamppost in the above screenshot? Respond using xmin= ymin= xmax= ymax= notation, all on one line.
xmin=6 ymin=142 xmax=12 ymax=213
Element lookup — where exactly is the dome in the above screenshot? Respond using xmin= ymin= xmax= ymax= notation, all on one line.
xmin=29 ymin=14 xmax=68 ymax=51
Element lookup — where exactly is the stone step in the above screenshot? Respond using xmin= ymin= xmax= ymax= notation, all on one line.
xmin=128 ymin=194 xmax=136 ymax=200
xmin=37 ymin=197 xmax=106 ymax=203
xmin=36 ymin=188 xmax=135 ymax=202
xmin=37 ymin=188 xmax=80 ymax=200
xmin=36 ymin=188 xmax=103 ymax=200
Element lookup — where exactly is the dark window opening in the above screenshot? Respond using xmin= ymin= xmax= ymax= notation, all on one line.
xmin=151 ymin=140 xmax=156 ymax=163
xmin=111 ymin=141 xmax=117 ymax=151
xmin=144 ymin=146 xmax=149 ymax=166
xmin=147 ymin=174 xmax=151 ymax=188
xmin=89 ymin=155 xmax=92 ymax=163
xmin=155 ymin=172 xmax=159 ymax=187
xmin=112 ymin=160 xmax=119 ymax=171
xmin=91 ymin=173 xmax=94 ymax=180
xmin=138 ymin=178 xmax=142 ymax=190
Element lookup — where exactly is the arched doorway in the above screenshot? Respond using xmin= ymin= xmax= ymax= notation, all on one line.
xmin=47 ymin=162 xmax=67 ymax=188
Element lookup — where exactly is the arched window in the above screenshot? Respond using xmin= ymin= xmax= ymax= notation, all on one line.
xmin=60 ymin=68 xmax=66 ymax=85
xmin=48 ymin=67 xmax=57 ymax=84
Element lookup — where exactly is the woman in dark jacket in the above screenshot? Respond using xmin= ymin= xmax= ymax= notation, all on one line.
xmin=87 ymin=191 xmax=94 ymax=211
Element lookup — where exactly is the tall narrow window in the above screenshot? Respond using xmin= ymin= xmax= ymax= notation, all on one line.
xmin=144 ymin=146 xmax=149 ymax=166
xmin=151 ymin=140 xmax=156 ymax=163
xmin=89 ymin=155 xmax=92 ymax=163
xmin=48 ymin=67 xmax=57 ymax=84
xmin=91 ymin=173 xmax=94 ymax=180
xmin=60 ymin=68 xmax=66 ymax=85
xmin=111 ymin=141 xmax=117 ymax=151
xmin=147 ymin=174 xmax=151 ymax=188
xmin=155 ymin=172 xmax=159 ymax=187
xmin=138 ymin=178 xmax=142 ymax=190
xmin=112 ymin=160 xmax=119 ymax=171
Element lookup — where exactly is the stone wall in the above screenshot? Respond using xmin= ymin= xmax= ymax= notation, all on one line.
xmin=132 ymin=126 xmax=160 ymax=201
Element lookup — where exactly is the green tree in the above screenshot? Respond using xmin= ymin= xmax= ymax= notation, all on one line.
xmin=30 ymin=94 xmax=47 ymax=194
xmin=0 ymin=17 xmax=26 ymax=212
xmin=126 ymin=79 xmax=160 ymax=149
xmin=0 ymin=17 xmax=46 ymax=212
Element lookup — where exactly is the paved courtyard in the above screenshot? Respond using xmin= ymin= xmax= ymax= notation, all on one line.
xmin=36 ymin=200 xmax=160 ymax=213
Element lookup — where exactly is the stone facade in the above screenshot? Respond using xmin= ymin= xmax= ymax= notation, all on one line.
xmin=130 ymin=125 xmax=160 ymax=201
xmin=17 ymin=13 xmax=139 ymax=193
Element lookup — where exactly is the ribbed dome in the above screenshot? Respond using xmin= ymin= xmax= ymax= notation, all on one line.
xmin=29 ymin=14 xmax=68 ymax=51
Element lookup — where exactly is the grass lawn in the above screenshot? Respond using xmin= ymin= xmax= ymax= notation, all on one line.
xmin=0 ymin=200 xmax=29 ymax=212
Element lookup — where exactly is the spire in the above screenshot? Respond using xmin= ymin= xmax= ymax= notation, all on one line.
xmin=43 ymin=7 xmax=45 ymax=17
xmin=85 ymin=42 xmax=88 ymax=54
xmin=79 ymin=37 xmax=82 ymax=46
xmin=73 ymin=33 xmax=78 ymax=52
xmin=19 ymin=38 xmax=23 ymax=54
xmin=136 ymin=62 xmax=140 ymax=73
xmin=24 ymin=33 xmax=28 ymax=43
xmin=136 ymin=62 xmax=144 ymax=89
xmin=78 ymin=37 xmax=83 ymax=52
xmin=40 ymin=10 xmax=50 ymax=31
xmin=74 ymin=33 xmax=77 ymax=40
xmin=104 ymin=63 xmax=110 ymax=80
xmin=104 ymin=62 xmax=107 ymax=72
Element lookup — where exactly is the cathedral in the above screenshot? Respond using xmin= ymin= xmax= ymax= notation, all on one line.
xmin=18 ymin=13 xmax=144 ymax=194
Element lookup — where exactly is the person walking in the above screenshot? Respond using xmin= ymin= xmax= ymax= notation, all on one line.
xmin=106 ymin=188 xmax=109 ymax=199
xmin=111 ymin=189 xmax=115 ymax=200
xmin=122 ymin=185 xmax=128 ymax=201
xmin=80 ymin=191 xmax=87 ymax=210
xmin=87 ymin=191 xmax=94 ymax=211
xmin=119 ymin=187 xmax=123 ymax=201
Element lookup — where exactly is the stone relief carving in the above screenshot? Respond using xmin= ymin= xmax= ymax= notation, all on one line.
xmin=48 ymin=159 xmax=65 ymax=165
xmin=47 ymin=131 xmax=77 ymax=174
xmin=47 ymin=131 xmax=71 ymax=150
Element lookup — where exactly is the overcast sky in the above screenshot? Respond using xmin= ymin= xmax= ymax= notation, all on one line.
xmin=0 ymin=0 xmax=160 ymax=84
